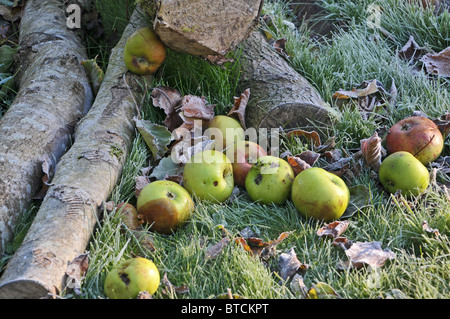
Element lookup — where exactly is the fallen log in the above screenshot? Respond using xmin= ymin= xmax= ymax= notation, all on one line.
xmin=0 ymin=0 xmax=93 ymax=253
xmin=0 ymin=8 xmax=149 ymax=298
xmin=236 ymin=30 xmax=334 ymax=132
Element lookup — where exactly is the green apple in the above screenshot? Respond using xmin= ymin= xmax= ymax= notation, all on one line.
xmin=123 ymin=27 xmax=166 ymax=75
xmin=291 ymin=167 xmax=350 ymax=221
xmin=245 ymin=155 xmax=294 ymax=205
xmin=378 ymin=151 xmax=429 ymax=197
xmin=183 ymin=149 xmax=234 ymax=202
xmin=136 ymin=180 xmax=194 ymax=234
xmin=231 ymin=140 xmax=267 ymax=188
xmin=104 ymin=257 xmax=160 ymax=299
xmin=206 ymin=115 xmax=245 ymax=151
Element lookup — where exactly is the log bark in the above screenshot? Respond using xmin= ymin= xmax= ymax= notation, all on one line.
xmin=153 ymin=0 xmax=263 ymax=56
xmin=236 ymin=30 xmax=334 ymax=132
xmin=0 ymin=0 xmax=93 ymax=253
xmin=0 ymin=8 xmax=149 ymax=299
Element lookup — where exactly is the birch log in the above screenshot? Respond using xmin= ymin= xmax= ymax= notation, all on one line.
xmin=0 ymin=9 xmax=149 ymax=299
xmin=236 ymin=30 xmax=335 ymax=132
xmin=0 ymin=0 xmax=93 ymax=253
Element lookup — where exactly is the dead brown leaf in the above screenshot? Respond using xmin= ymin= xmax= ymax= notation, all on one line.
xmin=422 ymin=221 xmax=440 ymax=236
xmin=227 ymin=88 xmax=250 ymax=129
xmin=420 ymin=46 xmax=450 ymax=77
xmin=33 ymin=155 xmax=55 ymax=200
xmin=432 ymin=112 xmax=450 ymax=137
xmin=287 ymin=156 xmax=311 ymax=176
xmin=360 ymin=131 xmax=386 ymax=172
xmin=278 ymin=247 xmax=309 ymax=281
xmin=273 ymin=37 xmax=291 ymax=58
xmin=205 ymin=237 xmax=231 ymax=260
xmin=338 ymin=241 xmax=396 ymax=269
xmin=286 ymin=129 xmax=321 ymax=148
xmin=135 ymin=175 xmax=151 ymax=198
xmin=180 ymin=95 xmax=215 ymax=121
xmin=161 ymin=273 xmax=189 ymax=297
xmin=65 ymin=253 xmax=89 ymax=295
xmin=317 ymin=221 xmax=349 ymax=239
xmin=235 ymin=231 xmax=293 ymax=260
xmin=332 ymin=237 xmax=353 ymax=250
xmin=151 ymin=86 xmax=183 ymax=131
xmin=398 ymin=35 xmax=430 ymax=62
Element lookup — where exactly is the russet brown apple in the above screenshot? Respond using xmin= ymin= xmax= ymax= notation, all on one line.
xmin=385 ymin=116 xmax=444 ymax=166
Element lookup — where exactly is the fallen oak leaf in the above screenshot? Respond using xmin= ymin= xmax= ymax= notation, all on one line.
xmin=180 ymin=95 xmax=215 ymax=121
xmin=432 ymin=112 xmax=450 ymax=138
xmin=332 ymin=237 xmax=353 ymax=250
xmin=317 ymin=220 xmax=349 ymax=239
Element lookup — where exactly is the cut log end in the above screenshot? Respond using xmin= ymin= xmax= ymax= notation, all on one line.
xmin=0 ymin=279 xmax=55 ymax=299
xmin=253 ymin=102 xmax=333 ymax=131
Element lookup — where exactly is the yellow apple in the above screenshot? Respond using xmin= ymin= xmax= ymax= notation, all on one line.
xmin=291 ymin=167 xmax=350 ymax=221
xmin=104 ymin=257 xmax=160 ymax=299
xmin=123 ymin=27 xmax=166 ymax=75
xmin=183 ymin=150 xmax=234 ymax=202
xmin=136 ymin=180 xmax=194 ymax=234
xmin=206 ymin=115 xmax=245 ymax=151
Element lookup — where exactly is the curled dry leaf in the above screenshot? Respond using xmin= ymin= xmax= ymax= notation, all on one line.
xmin=317 ymin=220 xmax=349 ymax=239
xmin=278 ymin=247 xmax=309 ymax=281
xmin=227 ymin=88 xmax=250 ymax=129
xmin=397 ymin=35 xmax=430 ymax=62
xmin=420 ymin=46 xmax=450 ymax=77
xmin=205 ymin=237 xmax=231 ymax=260
xmin=273 ymin=37 xmax=290 ymax=59
xmin=65 ymin=253 xmax=89 ymax=295
xmin=135 ymin=175 xmax=151 ymax=198
xmin=235 ymin=231 xmax=293 ymax=260
xmin=332 ymin=237 xmax=353 ymax=250
xmin=116 ymin=202 xmax=144 ymax=230
xmin=180 ymin=95 xmax=215 ymax=122
xmin=162 ymin=272 xmax=189 ymax=298
xmin=287 ymin=156 xmax=311 ymax=176
xmin=433 ymin=112 xmax=450 ymax=138
xmin=151 ymin=86 xmax=183 ymax=131
xmin=286 ymin=129 xmax=321 ymax=148
xmin=360 ymin=131 xmax=385 ymax=172
xmin=338 ymin=241 xmax=396 ymax=269
xmin=33 ymin=155 xmax=55 ymax=200
xmin=422 ymin=221 xmax=440 ymax=236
